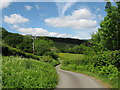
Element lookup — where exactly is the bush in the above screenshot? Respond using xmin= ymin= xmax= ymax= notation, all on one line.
xmin=34 ymin=39 xmax=53 ymax=56
xmin=2 ymin=56 xmax=58 ymax=88
xmin=92 ymin=50 xmax=120 ymax=68
xmin=67 ymin=44 xmax=95 ymax=54
xmin=41 ymin=55 xmax=60 ymax=66
xmin=44 ymin=51 xmax=59 ymax=60
xmin=98 ymin=65 xmax=118 ymax=79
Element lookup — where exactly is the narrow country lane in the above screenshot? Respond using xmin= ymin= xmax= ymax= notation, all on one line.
xmin=55 ymin=65 xmax=107 ymax=89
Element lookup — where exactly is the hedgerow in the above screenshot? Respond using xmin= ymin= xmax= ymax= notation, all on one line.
xmin=2 ymin=43 xmax=40 ymax=60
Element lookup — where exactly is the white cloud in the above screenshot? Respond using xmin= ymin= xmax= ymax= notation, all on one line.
xmin=98 ymin=14 xmax=103 ymax=20
xmin=45 ymin=8 xmax=97 ymax=30
xmin=4 ymin=14 xmax=29 ymax=24
xmin=11 ymin=24 xmax=20 ymax=29
xmin=73 ymin=26 xmax=99 ymax=39
xmin=96 ymin=8 xmax=101 ymax=13
xmin=0 ymin=0 xmax=14 ymax=10
xmin=24 ymin=5 xmax=32 ymax=11
xmin=12 ymin=25 xmax=95 ymax=39
xmin=35 ymin=4 xmax=40 ymax=10
xmin=97 ymin=8 xmax=101 ymax=11
xmin=17 ymin=27 xmax=69 ymax=37
xmin=71 ymin=32 xmax=90 ymax=39
xmin=72 ymin=8 xmax=95 ymax=19
xmin=55 ymin=0 xmax=78 ymax=16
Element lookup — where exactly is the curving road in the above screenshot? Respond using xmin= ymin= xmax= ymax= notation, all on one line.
xmin=55 ymin=65 xmax=106 ymax=88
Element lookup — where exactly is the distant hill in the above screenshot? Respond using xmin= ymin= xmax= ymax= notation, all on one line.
xmin=1 ymin=27 xmax=90 ymax=50
xmin=46 ymin=37 xmax=88 ymax=45
xmin=45 ymin=37 xmax=89 ymax=49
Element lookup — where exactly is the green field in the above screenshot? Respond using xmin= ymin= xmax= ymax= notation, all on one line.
xmin=2 ymin=56 xmax=58 ymax=88
xmin=59 ymin=53 xmax=85 ymax=60
xmin=59 ymin=53 xmax=85 ymax=66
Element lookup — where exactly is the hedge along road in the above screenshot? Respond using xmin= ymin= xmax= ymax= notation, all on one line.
xmin=55 ymin=65 xmax=107 ymax=89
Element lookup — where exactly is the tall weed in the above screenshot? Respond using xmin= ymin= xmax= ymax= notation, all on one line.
xmin=2 ymin=56 xmax=58 ymax=88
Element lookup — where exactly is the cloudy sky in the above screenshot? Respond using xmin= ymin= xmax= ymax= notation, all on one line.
xmin=1 ymin=1 xmax=108 ymax=39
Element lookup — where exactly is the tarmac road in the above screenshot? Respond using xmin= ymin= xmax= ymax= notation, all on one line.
xmin=55 ymin=65 xmax=106 ymax=89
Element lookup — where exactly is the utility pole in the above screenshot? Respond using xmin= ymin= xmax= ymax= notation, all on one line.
xmin=32 ymin=36 xmax=36 ymax=55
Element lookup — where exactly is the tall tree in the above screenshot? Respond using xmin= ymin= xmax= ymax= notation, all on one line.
xmin=34 ymin=39 xmax=53 ymax=56
xmin=17 ymin=35 xmax=33 ymax=53
xmin=91 ymin=1 xmax=120 ymax=50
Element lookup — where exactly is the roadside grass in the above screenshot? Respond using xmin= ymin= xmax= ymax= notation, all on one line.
xmin=59 ymin=53 xmax=119 ymax=88
xmin=2 ymin=56 xmax=58 ymax=88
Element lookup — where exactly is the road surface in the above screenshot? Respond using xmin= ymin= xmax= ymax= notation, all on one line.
xmin=56 ymin=65 xmax=106 ymax=88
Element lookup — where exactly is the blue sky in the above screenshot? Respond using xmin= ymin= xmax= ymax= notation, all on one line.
xmin=1 ymin=1 xmax=109 ymax=39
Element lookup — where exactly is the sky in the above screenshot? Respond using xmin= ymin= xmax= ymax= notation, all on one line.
xmin=1 ymin=1 xmax=109 ymax=39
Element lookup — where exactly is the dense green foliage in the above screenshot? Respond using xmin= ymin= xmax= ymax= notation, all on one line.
xmin=1 ymin=28 xmax=33 ymax=53
xmin=62 ymin=2 xmax=120 ymax=88
xmin=41 ymin=55 xmax=60 ymax=66
xmin=2 ymin=43 xmax=40 ymax=60
xmin=2 ymin=43 xmax=60 ymax=66
xmin=60 ymin=52 xmax=119 ymax=88
xmin=1 ymin=27 xmax=23 ymax=48
xmin=34 ymin=38 xmax=53 ymax=56
xmin=44 ymin=51 xmax=59 ymax=60
xmin=0 ymin=55 xmax=1 ymax=89
xmin=35 ymin=37 xmax=89 ymax=53
xmin=2 ymin=56 xmax=58 ymax=88
xmin=46 ymin=37 xmax=88 ymax=45
xmin=91 ymin=1 xmax=120 ymax=51
xmin=17 ymin=35 xmax=33 ymax=53
xmin=1 ymin=28 xmax=88 ymax=54
xmin=59 ymin=2 xmax=120 ymax=88
xmin=1 ymin=1 xmax=120 ymax=88
xmin=62 ymin=44 xmax=94 ymax=54
xmin=53 ymin=42 xmax=76 ymax=52
xmin=1 ymin=28 xmax=60 ymax=66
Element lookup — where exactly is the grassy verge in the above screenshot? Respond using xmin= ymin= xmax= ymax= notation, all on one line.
xmin=59 ymin=53 xmax=119 ymax=88
xmin=2 ymin=56 xmax=58 ymax=88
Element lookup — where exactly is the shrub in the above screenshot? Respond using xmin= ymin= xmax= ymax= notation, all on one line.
xmin=41 ymin=55 xmax=60 ymax=66
xmin=44 ymin=51 xmax=59 ymax=60
xmin=92 ymin=50 xmax=120 ymax=68
xmin=98 ymin=65 xmax=118 ymax=79
xmin=2 ymin=56 xmax=58 ymax=88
